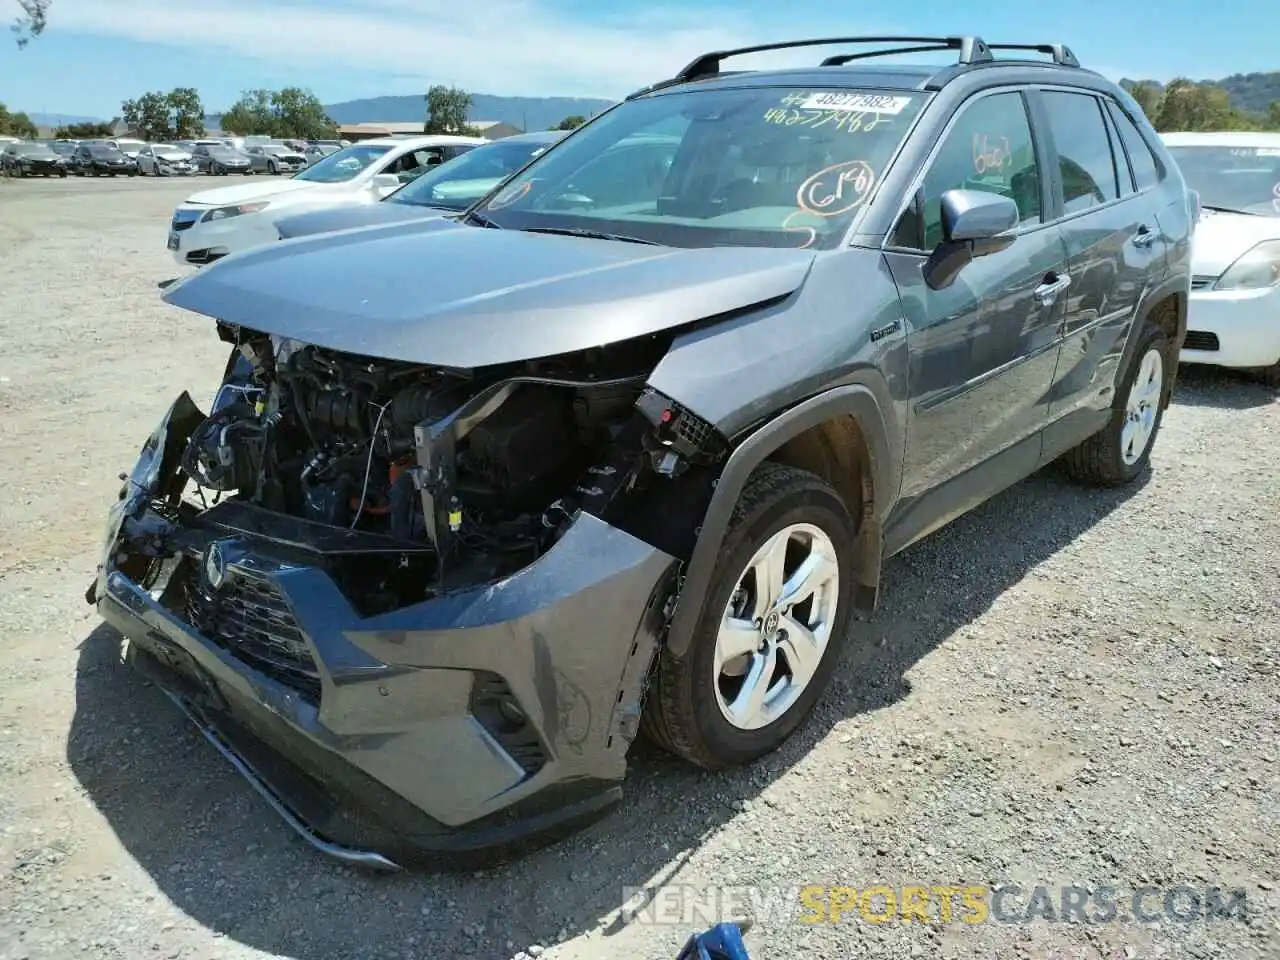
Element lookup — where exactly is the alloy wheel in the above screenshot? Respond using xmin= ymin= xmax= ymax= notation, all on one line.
xmin=1121 ymin=347 xmax=1163 ymax=465
xmin=713 ymin=523 xmax=840 ymax=731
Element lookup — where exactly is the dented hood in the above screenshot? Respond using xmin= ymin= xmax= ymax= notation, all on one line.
xmin=161 ymin=219 xmax=815 ymax=369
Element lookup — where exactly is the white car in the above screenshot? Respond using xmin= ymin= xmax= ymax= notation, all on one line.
xmin=109 ymin=138 xmax=148 ymax=161
xmin=166 ymin=135 xmax=484 ymax=267
xmin=136 ymin=143 xmax=197 ymax=176
xmin=1163 ymin=131 xmax=1280 ymax=384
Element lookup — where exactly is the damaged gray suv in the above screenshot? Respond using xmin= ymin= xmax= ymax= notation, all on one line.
xmin=89 ymin=35 xmax=1193 ymax=868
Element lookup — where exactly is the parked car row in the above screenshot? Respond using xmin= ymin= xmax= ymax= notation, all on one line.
xmin=166 ymin=133 xmax=491 ymax=264
xmin=2 ymin=135 xmax=344 ymax=179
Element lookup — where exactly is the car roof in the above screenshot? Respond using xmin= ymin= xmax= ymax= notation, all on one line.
xmin=357 ymin=135 xmax=488 ymax=148
xmin=1160 ymin=131 xmax=1280 ymax=148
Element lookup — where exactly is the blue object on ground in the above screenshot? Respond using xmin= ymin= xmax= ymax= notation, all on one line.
xmin=674 ymin=921 xmax=752 ymax=959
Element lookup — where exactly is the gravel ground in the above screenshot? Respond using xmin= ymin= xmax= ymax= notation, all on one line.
xmin=0 ymin=177 xmax=1277 ymax=960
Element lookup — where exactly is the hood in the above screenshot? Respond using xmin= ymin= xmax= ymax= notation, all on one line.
xmin=162 ymin=221 xmax=815 ymax=369
xmin=157 ymin=151 xmax=193 ymax=162
xmin=1192 ymin=209 xmax=1280 ymax=276
xmin=275 ymin=201 xmax=441 ymax=239
xmin=183 ymin=178 xmax=322 ymax=208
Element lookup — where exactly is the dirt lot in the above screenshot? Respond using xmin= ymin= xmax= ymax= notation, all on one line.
xmin=0 ymin=177 xmax=1277 ymax=960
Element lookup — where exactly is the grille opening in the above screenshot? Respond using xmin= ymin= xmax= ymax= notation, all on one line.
xmin=1183 ymin=330 xmax=1220 ymax=352
xmin=470 ymin=672 xmax=547 ymax=776
xmin=181 ymin=560 xmax=322 ymax=703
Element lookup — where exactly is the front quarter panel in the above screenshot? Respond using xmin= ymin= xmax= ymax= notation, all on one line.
xmin=646 ymin=249 xmax=909 ymax=443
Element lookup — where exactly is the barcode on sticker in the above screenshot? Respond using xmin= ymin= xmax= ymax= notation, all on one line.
xmin=799 ymin=92 xmax=913 ymax=114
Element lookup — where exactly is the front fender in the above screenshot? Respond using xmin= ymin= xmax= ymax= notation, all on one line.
xmin=664 ymin=381 xmax=899 ymax=659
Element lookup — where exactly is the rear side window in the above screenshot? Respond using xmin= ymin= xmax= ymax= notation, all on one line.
xmin=1041 ymin=91 xmax=1119 ymax=215
xmin=1106 ymin=100 xmax=1161 ymax=191
xmin=1101 ymin=107 xmax=1135 ymax=195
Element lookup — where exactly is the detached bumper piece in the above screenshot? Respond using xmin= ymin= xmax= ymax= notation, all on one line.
xmin=96 ymin=500 xmax=677 ymax=868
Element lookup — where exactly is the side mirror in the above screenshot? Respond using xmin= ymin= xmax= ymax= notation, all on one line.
xmin=924 ymin=189 xmax=1019 ymax=290
xmin=370 ymin=173 xmax=401 ymax=190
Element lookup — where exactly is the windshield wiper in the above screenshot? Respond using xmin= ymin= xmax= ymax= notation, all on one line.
xmin=520 ymin=226 xmax=661 ymax=245
xmin=1200 ymin=203 xmax=1261 ymax=216
xmin=461 ymin=209 xmax=502 ymax=229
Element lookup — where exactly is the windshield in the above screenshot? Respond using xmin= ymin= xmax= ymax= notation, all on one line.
xmin=15 ymin=144 xmax=55 ymax=156
xmin=153 ymin=143 xmax=179 ymax=153
xmin=90 ymin=146 xmax=122 ymax=157
xmin=293 ymin=144 xmax=392 ymax=183
xmin=1167 ymin=145 xmax=1280 ymax=217
xmin=264 ymin=145 xmax=295 ymax=156
xmin=49 ymin=142 xmax=75 ymax=155
xmin=390 ymin=139 xmax=555 ymax=210
xmin=472 ymin=87 xmax=924 ymax=249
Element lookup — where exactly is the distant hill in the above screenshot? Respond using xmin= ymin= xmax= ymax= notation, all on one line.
xmin=1121 ymin=71 xmax=1280 ymax=116
xmin=28 ymin=112 xmax=108 ymax=127
xmin=320 ymin=93 xmax=616 ymax=131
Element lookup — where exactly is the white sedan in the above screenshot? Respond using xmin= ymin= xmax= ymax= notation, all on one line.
xmin=136 ymin=143 xmax=197 ymax=176
xmin=1163 ymin=132 xmax=1280 ymax=385
xmin=166 ymin=135 xmax=485 ymax=267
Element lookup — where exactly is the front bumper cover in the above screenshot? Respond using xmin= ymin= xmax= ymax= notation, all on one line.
xmin=90 ymin=395 xmax=678 ymax=868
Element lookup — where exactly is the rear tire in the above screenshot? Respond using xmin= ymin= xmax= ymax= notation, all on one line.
xmin=642 ymin=463 xmax=857 ymax=769
xmin=1257 ymin=362 xmax=1280 ymax=388
xmin=1060 ymin=322 xmax=1169 ymax=486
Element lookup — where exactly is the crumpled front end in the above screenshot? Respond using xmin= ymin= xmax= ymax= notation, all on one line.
xmin=85 ymin=325 xmax=739 ymax=866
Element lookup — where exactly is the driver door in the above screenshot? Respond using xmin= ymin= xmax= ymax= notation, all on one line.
xmin=883 ymin=88 xmax=1069 ymax=540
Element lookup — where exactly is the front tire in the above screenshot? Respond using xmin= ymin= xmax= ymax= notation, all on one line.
xmin=642 ymin=463 xmax=856 ymax=768
xmin=1061 ymin=322 xmax=1169 ymax=486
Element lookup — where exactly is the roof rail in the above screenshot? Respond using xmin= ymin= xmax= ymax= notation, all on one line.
xmin=984 ymin=42 xmax=1080 ymax=67
xmin=625 ymin=35 xmax=1083 ymax=100
xmin=673 ymin=36 xmax=994 ymax=83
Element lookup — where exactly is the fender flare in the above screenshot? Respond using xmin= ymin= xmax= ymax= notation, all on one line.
xmin=663 ymin=382 xmax=898 ymax=659
xmin=1117 ymin=272 xmax=1188 ymax=407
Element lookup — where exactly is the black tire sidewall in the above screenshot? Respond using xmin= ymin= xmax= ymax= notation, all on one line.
xmin=681 ymin=479 xmax=857 ymax=765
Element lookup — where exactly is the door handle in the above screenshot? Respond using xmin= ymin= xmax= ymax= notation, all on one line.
xmin=1034 ymin=273 xmax=1071 ymax=306
xmin=1133 ymin=225 xmax=1158 ymax=248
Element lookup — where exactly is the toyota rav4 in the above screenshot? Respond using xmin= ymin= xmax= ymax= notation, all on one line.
xmin=89 ymin=35 xmax=1193 ymax=869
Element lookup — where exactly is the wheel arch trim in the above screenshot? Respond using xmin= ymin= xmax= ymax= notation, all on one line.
xmin=664 ymin=381 xmax=897 ymax=659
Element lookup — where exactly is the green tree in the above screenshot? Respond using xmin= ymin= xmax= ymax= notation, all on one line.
xmin=167 ymin=87 xmax=205 ymax=139
xmin=218 ymin=88 xmax=275 ymax=135
xmin=552 ymin=114 xmax=586 ymax=131
xmin=218 ymin=87 xmax=335 ymax=138
xmin=424 ymin=85 xmax=478 ymax=135
xmin=121 ymin=91 xmax=171 ymax=140
xmin=12 ymin=0 xmax=50 ymax=48
xmin=1268 ymin=101 xmax=1280 ymax=131
xmin=53 ymin=120 xmax=113 ymax=138
xmin=269 ymin=86 xmax=336 ymax=139
xmin=120 ymin=88 xmax=204 ymax=140
xmin=1125 ymin=81 xmax=1164 ymax=122
xmin=1154 ymin=78 xmax=1245 ymax=133
xmin=0 ymin=102 xmax=37 ymax=138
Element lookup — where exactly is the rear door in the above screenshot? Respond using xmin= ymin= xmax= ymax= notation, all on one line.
xmin=1032 ymin=88 xmax=1164 ymax=429
xmin=884 ymin=87 xmax=1069 ymax=508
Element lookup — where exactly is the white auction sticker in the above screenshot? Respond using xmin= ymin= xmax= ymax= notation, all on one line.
xmin=799 ymin=92 xmax=914 ymax=114
xmin=1256 ymin=148 xmax=1280 ymax=157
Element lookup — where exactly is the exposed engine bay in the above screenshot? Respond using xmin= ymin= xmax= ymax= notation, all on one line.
xmin=170 ymin=323 xmax=724 ymax=611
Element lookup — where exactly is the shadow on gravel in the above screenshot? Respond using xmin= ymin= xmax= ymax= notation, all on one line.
xmin=67 ymin=467 xmax=1146 ymax=960
xmin=1173 ymin=363 xmax=1277 ymax=409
